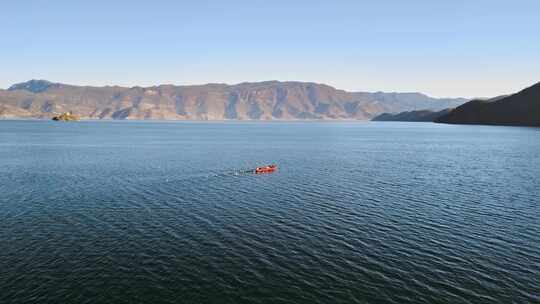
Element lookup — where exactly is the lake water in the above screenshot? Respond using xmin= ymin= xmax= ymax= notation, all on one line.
xmin=1 ymin=120 xmax=539 ymax=304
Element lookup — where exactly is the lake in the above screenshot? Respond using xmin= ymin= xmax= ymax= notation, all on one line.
xmin=1 ymin=120 xmax=539 ymax=304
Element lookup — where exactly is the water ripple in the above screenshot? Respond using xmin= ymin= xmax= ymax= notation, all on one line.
xmin=1 ymin=121 xmax=539 ymax=303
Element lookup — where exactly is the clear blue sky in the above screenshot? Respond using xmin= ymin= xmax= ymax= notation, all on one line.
xmin=1 ymin=0 xmax=538 ymax=97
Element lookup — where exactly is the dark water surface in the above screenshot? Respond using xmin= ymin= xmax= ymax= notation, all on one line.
xmin=1 ymin=120 xmax=539 ymax=304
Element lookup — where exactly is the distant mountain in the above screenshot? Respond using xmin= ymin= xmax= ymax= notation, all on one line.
xmin=436 ymin=82 xmax=540 ymax=126
xmin=8 ymin=79 xmax=62 ymax=93
xmin=0 ymin=80 xmax=468 ymax=120
xmin=372 ymin=109 xmax=451 ymax=122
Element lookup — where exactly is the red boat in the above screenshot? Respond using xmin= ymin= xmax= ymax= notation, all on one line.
xmin=255 ymin=164 xmax=277 ymax=174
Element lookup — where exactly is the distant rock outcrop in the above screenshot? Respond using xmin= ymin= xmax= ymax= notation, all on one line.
xmin=436 ymin=82 xmax=540 ymax=126
xmin=372 ymin=109 xmax=451 ymax=122
xmin=52 ymin=112 xmax=79 ymax=121
xmin=0 ymin=80 xmax=468 ymax=120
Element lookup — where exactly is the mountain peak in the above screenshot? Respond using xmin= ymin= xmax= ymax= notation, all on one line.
xmin=8 ymin=79 xmax=61 ymax=93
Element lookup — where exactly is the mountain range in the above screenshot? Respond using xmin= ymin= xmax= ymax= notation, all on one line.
xmin=435 ymin=82 xmax=540 ymax=126
xmin=0 ymin=80 xmax=468 ymax=120
xmin=369 ymin=81 xmax=539 ymax=127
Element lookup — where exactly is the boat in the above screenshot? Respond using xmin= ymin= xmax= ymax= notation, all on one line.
xmin=255 ymin=164 xmax=277 ymax=174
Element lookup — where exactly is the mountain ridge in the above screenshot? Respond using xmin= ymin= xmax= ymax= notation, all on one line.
xmin=0 ymin=80 xmax=468 ymax=120
xmin=435 ymin=82 xmax=540 ymax=126
xmin=372 ymin=109 xmax=452 ymax=122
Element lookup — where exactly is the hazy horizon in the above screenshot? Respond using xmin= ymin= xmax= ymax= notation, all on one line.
xmin=1 ymin=0 xmax=539 ymax=98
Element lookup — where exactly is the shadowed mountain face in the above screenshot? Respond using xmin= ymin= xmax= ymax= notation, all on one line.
xmin=436 ymin=82 xmax=540 ymax=126
xmin=0 ymin=80 xmax=467 ymax=120
xmin=372 ymin=109 xmax=452 ymax=122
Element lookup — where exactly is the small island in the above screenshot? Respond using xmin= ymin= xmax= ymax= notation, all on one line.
xmin=52 ymin=112 xmax=79 ymax=121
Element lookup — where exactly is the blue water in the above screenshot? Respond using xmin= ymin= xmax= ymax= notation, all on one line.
xmin=1 ymin=120 xmax=539 ymax=304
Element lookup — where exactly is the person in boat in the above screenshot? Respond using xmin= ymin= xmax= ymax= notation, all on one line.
xmin=255 ymin=164 xmax=277 ymax=173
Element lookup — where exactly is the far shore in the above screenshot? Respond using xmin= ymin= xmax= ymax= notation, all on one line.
xmin=0 ymin=117 xmax=375 ymax=123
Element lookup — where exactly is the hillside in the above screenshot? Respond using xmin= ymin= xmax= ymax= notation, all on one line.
xmin=372 ymin=109 xmax=451 ymax=122
xmin=0 ymin=80 xmax=467 ymax=120
xmin=436 ymin=82 xmax=540 ymax=126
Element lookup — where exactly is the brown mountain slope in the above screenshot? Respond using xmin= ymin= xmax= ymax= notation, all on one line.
xmin=436 ymin=82 xmax=540 ymax=126
xmin=0 ymin=80 xmax=467 ymax=120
